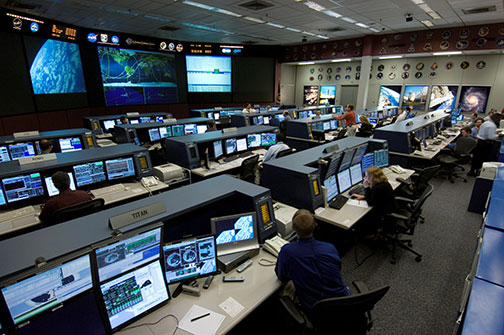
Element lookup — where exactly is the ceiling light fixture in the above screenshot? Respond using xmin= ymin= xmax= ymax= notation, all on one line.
xmin=369 ymin=27 xmax=380 ymax=32
xmin=144 ymin=15 xmax=171 ymax=22
xmin=331 ymin=58 xmax=352 ymax=62
xmin=355 ymin=23 xmax=369 ymax=28
xmin=433 ymin=51 xmax=462 ymax=56
xmin=286 ymin=27 xmax=302 ymax=32
xmin=427 ymin=11 xmax=441 ymax=19
xmin=341 ymin=17 xmax=357 ymax=23
xmin=298 ymin=61 xmax=315 ymax=65
xmin=244 ymin=16 xmax=265 ymax=23
xmin=421 ymin=20 xmax=434 ymax=27
xmin=182 ymin=0 xmax=214 ymax=11
xmin=324 ymin=10 xmax=342 ymax=18
xmin=316 ymin=35 xmax=329 ymax=39
xmin=411 ymin=0 xmax=424 ymax=4
xmin=215 ymin=8 xmax=242 ymax=17
xmin=303 ymin=1 xmax=326 ymax=12
xmin=379 ymin=55 xmax=403 ymax=59
xmin=266 ymin=22 xmax=285 ymax=28
xmin=302 ymin=31 xmax=317 ymax=36
xmin=182 ymin=22 xmax=233 ymax=34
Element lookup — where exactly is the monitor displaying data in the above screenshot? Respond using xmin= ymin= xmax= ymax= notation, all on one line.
xmin=186 ymin=55 xmax=231 ymax=93
xmin=236 ymin=138 xmax=247 ymax=152
xmin=225 ymin=138 xmax=237 ymax=155
xmin=351 ymin=144 xmax=368 ymax=166
xmin=105 ymin=157 xmax=136 ymax=180
xmin=197 ymin=125 xmax=208 ymax=134
xmin=163 ymin=235 xmax=218 ymax=284
xmin=323 ymin=175 xmax=339 ymax=202
xmin=73 ymin=162 xmax=106 ymax=187
xmin=213 ymin=140 xmax=223 ymax=158
xmin=100 ymin=260 xmax=169 ymax=331
xmin=212 ymin=213 xmax=256 ymax=247
xmin=337 ymin=169 xmax=352 ymax=193
xmin=350 ymin=163 xmax=363 ymax=185
xmin=172 ymin=125 xmax=184 ymax=137
xmin=103 ymin=120 xmax=116 ymax=131
xmin=323 ymin=122 xmax=331 ymax=131
xmin=148 ymin=128 xmax=161 ymax=142
xmin=1 ymin=254 xmax=92 ymax=325
xmin=95 ymin=227 xmax=162 ymax=282
xmin=361 ymin=152 xmax=374 ymax=173
xmin=130 ymin=119 xmax=139 ymax=124
xmin=330 ymin=120 xmax=338 ymax=130
xmin=261 ymin=133 xmax=276 ymax=146
xmin=247 ymin=134 xmax=261 ymax=148
xmin=374 ymin=149 xmax=389 ymax=168
xmin=2 ymin=173 xmax=44 ymax=203
xmin=59 ymin=137 xmax=82 ymax=153
xmin=322 ymin=152 xmax=343 ymax=180
xmin=339 ymin=148 xmax=356 ymax=172
xmin=45 ymin=172 xmax=76 ymax=197
xmin=184 ymin=124 xmax=197 ymax=135
xmin=159 ymin=126 xmax=172 ymax=138
xmin=139 ymin=117 xmax=151 ymax=123
xmin=0 ymin=146 xmax=10 ymax=162
xmin=8 ymin=143 xmax=35 ymax=160
xmin=0 ymin=189 xmax=7 ymax=206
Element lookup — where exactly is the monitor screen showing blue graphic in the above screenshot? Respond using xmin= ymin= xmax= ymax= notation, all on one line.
xmin=339 ymin=148 xmax=356 ymax=172
xmin=186 ymin=56 xmax=231 ymax=93
xmin=98 ymin=47 xmax=178 ymax=106
xmin=105 ymin=157 xmax=136 ymax=180
xmin=351 ymin=144 xmax=368 ymax=166
xmin=8 ymin=143 xmax=36 ymax=160
xmin=163 ymin=235 xmax=217 ymax=284
xmin=0 ymin=189 xmax=6 ymax=206
xmin=139 ymin=117 xmax=151 ymax=123
xmin=247 ymin=134 xmax=261 ymax=148
xmin=95 ymin=227 xmax=162 ymax=282
xmin=361 ymin=152 xmax=374 ymax=173
xmin=73 ymin=162 xmax=106 ymax=187
xmin=213 ymin=140 xmax=223 ymax=158
xmin=350 ymin=163 xmax=363 ymax=185
xmin=100 ymin=260 xmax=169 ymax=331
xmin=159 ymin=126 xmax=172 ymax=138
xmin=148 ymin=128 xmax=161 ymax=142
xmin=261 ymin=133 xmax=276 ymax=146
xmin=103 ymin=120 xmax=116 ymax=131
xmin=225 ymin=138 xmax=237 ymax=155
xmin=323 ymin=175 xmax=339 ymax=202
xmin=323 ymin=122 xmax=331 ymax=131
xmin=59 ymin=137 xmax=82 ymax=153
xmin=330 ymin=120 xmax=338 ymax=130
xmin=378 ymin=86 xmax=401 ymax=108
xmin=0 ymin=146 xmax=10 ymax=162
xmin=319 ymin=85 xmax=336 ymax=105
xmin=214 ymin=214 xmax=255 ymax=245
xmin=45 ymin=172 xmax=76 ymax=197
xmin=184 ymin=124 xmax=197 ymax=135
xmin=374 ymin=149 xmax=389 ymax=167
xmin=1 ymin=254 xmax=92 ymax=325
xmin=2 ymin=173 xmax=44 ymax=203
xmin=337 ymin=169 xmax=352 ymax=193
xmin=172 ymin=125 xmax=184 ymax=137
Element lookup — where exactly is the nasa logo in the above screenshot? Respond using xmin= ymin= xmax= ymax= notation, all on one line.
xmin=87 ymin=33 xmax=97 ymax=43
xmin=30 ymin=22 xmax=39 ymax=32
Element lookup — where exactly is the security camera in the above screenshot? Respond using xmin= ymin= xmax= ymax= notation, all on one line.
xmin=405 ymin=14 xmax=413 ymax=22
xmin=302 ymin=37 xmax=307 ymax=43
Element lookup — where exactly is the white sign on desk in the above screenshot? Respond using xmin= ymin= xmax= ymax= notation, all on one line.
xmin=109 ymin=202 xmax=166 ymax=230
xmin=13 ymin=130 xmax=39 ymax=139
xmin=18 ymin=153 xmax=57 ymax=166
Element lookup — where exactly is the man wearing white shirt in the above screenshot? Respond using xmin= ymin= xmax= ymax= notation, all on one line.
xmin=395 ymin=109 xmax=408 ymax=123
xmin=242 ymin=103 xmax=256 ymax=114
xmin=469 ymin=113 xmax=502 ymax=176
xmin=263 ymin=133 xmax=290 ymax=162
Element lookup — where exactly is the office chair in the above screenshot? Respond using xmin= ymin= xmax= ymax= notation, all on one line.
xmin=279 ymin=121 xmax=288 ymax=138
xmin=240 ymin=154 xmax=259 ymax=184
xmin=311 ymin=130 xmax=325 ymax=142
xmin=219 ymin=115 xmax=231 ymax=128
xmin=436 ymin=137 xmax=477 ymax=183
xmin=346 ymin=125 xmax=358 ymax=137
xmin=279 ymin=281 xmax=390 ymax=335
xmin=45 ymin=198 xmax=105 ymax=226
xmin=382 ymin=183 xmax=433 ymax=264
xmin=396 ymin=164 xmax=439 ymax=200
xmin=336 ymin=128 xmax=347 ymax=139
xmin=276 ymin=148 xmax=293 ymax=158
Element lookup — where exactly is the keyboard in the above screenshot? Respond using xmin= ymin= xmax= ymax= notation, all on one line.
xmin=0 ymin=206 xmax=36 ymax=222
xmin=349 ymin=185 xmax=365 ymax=196
xmin=92 ymin=184 xmax=125 ymax=196
xmin=239 ymin=151 xmax=254 ymax=158
xmin=329 ymin=195 xmax=348 ymax=210
xmin=223 ymin=155 xmax=239 ymax=163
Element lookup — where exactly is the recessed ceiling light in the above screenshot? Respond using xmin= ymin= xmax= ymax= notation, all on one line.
xmin=303 ymin=1 xmax=326 ymax=12
xmin=369 ymin=27 xmax=380 ymax=32
xmin=379 ymin=55 xmax=403 ymax=59
xmin=298 ymin=61 xmax=315 ymax=65
xmin=182 ymin=0 xmax=214 ymax=11
xmin=421 ymin=20 xmax=434 ymax=27
xmin=316 ymin=35 xmax=329 ymax=39
xmin=418 ymin=3 xmax=432 ymax=11
xmin=331 ymin=58 xmax=352 ymax=62
xmin=341 ymin=17 xmax=357 ymax=24
xmin=266 ymin=22 xmax=285 ymax=28
xmin=433 ymin=51 xmax=462 ymax=56
xmin=324 ymin=10 xmax=342 ymax=18
xmin=355 ymin=23 xmax=369 ymax=28
xmin=411 ymin=0 xmax=424 ymax=4
xmin=302 ymin=31 xmax=317 ymax=36
xmin=215 ymin=8 xmax=242 ymax=17
xmin=286 ymin=27 xmax=302 ymax=32
xmin=427 ymin=11 xmax=441 ymax=19
xmin=244 ymin=16 xmax=265 ymax=23
xmin=144 ymin=15 xmax=171 ymax=22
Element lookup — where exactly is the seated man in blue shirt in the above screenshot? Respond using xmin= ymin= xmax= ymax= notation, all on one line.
xmin=275 ymin=209 xmax=350 ymax=317
xmin=263 ymin=133 xmax=290 ymax=162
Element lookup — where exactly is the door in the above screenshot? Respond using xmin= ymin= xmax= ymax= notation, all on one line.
xmin=340 ymin=85 xmax=358 ymax=107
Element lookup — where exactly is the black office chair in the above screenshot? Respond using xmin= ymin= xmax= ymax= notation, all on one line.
xmin=436 ymin=137 xmax=477 ymax=183
xmin=396 ymin=164 xmax=439 ymax=200
xmin=280 ymin=281 xmax=390 ymax=335
xmin=336 ymin=128 xmax=347 ymax=139
xmin=45 ymin=198 xmax=105 ymax=226
xmin=240 ymin=154 xmax=259 ymax=183
xmin=279 ymin=120 xmax=288 ymax=138
xmin=311 ymin=129 xmax=325 ymax=142
xmin=219 ymin=115 xmax=231 ymax=128
xmin=276 ymin=148 xmax=293 ymax=158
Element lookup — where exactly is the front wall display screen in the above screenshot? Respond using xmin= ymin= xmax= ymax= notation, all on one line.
xmin=303 ymin=86 xmax=319 ymax=106
xmin=429 ymin=85 xmax=458 ymax=111
xmin=402 ymin=85 xmax=429 ymax=110
xmin=186 ymin=55 xmax=231 ymax=92
xmin=378 ymin=86 xmax=401 ymax=108
xmin=319 ymin=85 xmax=336 ymax=105
xmin=98 ymin=47 xmax=178 ymax=106
xmin=459 ymin=86 xmax=491 ymax=114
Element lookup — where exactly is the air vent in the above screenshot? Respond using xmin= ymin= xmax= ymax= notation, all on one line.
xmin=158 ymin=25 xmax=179 ymax=32
xmin=462 ymin=5 xmax=496 ymax=15
xmin=239 ymin=0 xmax=274 ymax=11
xmin=5 ymin=0 xmax=42 ymax=10
xmin=323 ymin=27 xmax=345 ymax=32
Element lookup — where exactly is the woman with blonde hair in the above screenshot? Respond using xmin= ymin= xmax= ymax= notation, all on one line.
xmin=352 ymin=166 xmax=397 ymax=216
xmin=357 ymin=115 xmax=373 ymax=137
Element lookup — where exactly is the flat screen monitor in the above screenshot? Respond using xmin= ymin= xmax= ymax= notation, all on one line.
xmin=256 ymin=116 xmax=264 ymax=125
xmin=184 ymin=124 xmax=197 ymax=135
xmin=236 ymin=138 xmax=247 ymax=152
xmin=197 ymin=125 xmax=208 ymax=134
xmin=323 ymin=175 xmax=339 ymax=202
xmin=225 ymin=138 xmax=237 ymax=155
xmin=172 ymin=125 xmax=184 ymax=137
xmin=263 ymin=116 xmax=270 ymax=125
xmin=45 ymin=172 xmax=76 ymax=197
xmin=337 ymin=169 xmax=352 ymax=193
xmin=1 ymin=253 xmax=92 ymax=326
xmin=261 ymin=133 xmax=276 ymax=146
xmin=210 ymin=140 xmax=222 ymax=159
xmin=351 ymin=144 xmax=368 ymax=166
xmin=374 ymin=149 xmax=389 ymax=168
xmin=323 ymin=122 xmax=331 ymax=131
xmin=159 ymin=126 xmax=172 ymax=138
xmin=95 ymin=226 xmax=162 ymax=282
xmin=8 ymin=143 xmax=35 ymax=160
xmin=211 ymin=213 xmax=258 ymax=256
xmin=130 ymin=119 xmax=139 ymax=124
xmin=299 ymin=112 xmax=308 ymax=118
xmin=103 ymin=120 xmax=116 ymax=131
xmin=339 ymin=148 xmax=356 ymax=172
xmin=59 ymin=137 xmax=83 ymax=153
xmin=99 ymin=260 xmax=169 ymax=331
xmin=186 ymin=55 xmax=231 ymax=93
xmin=156 ymin=116 xmax=164 ymax=122
xmin=320 ymin=151 xmax=343 ymax=181
xmin=0 ymin=146 xmax=11 ymax=162
xmin=213 ymin=112 xmax=220 ymax=120
xmin=361 ymin=152 xmax=374 ymax=173
xmin=350 ymin=163 xmax=363 ymax=185
xmin=148 ymin=128 xmax=161 ymax=142
xmin=105 ymin=157 xmax=136 ymax=180
xmin=330 ymin=120 xmax=338 ymax=130
xmin=277 ymin=115 xmax=285 ymax=122
xmin=139 ymin=117 xmax=151 ymax=123
xmin=247 ymin=134 xmax=261 ymax=148
xmin=0 ymin=189 xmax=6 ymax=206
xmin=73 ymin=162 xmax=106 ymax=187
xmin=163 ymin=235 xmax=218 ymax=285
xmin=2 ymin=173 xmax=44 ymax=203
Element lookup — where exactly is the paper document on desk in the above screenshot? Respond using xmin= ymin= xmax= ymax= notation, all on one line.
xmin=347 ymin=199 xmax=369 ymax=208
xmin=179 ymin=305 xmax=225 ymax=335
xmin=219 ymin=297 xmax=244 ymax=318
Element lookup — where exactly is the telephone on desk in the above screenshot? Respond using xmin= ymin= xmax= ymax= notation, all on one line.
xmin=263 ymin=235 xmax=289 ymax=257
xmin=436 ymin=135 xmax=448 ymax=141
xmin=141 ymin=176 xmax=159 ymax=187
xmin=389 ymin=165 xmax=406 ymax=174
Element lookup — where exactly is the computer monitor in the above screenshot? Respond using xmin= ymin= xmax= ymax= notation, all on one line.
xmin=299 ymin=111 xmax=308 ymax=118
xmin=94 ymin=226 xmax=162 ymax=282
xmin=103 ymin=120 xmax=116 ymax=131
xmin=350 ymin=144 xmax=368 ymax=166
xmin=211 ymin=212 xmax=258 ymax=256
xmin=159 ymin=126 xmax=172 ymax=138
xmin=225 ymin=138 xmax=237 ymax=155
xmin=162 ymin=235 xmax=218 ymax=285
xmin=247 ymin=134 xmax=261 ymax=148
xmin=73 ymin=161 xmax=106 ymax=187
xmin=374 ymin=149 xmax=389 ymax=168
xmin=130 ymin=119 xmax=139 ymax=124
xmin=321 ymin=151 xmax=343 ymax=180
xmin=0 ymin=146 xmax=10 ymax=162
xmin=213 ymin=140 xmax=223 ymax=158
xmin=361 ymin=152 xmax=374 ymax=173
xmin=105 ymin=157 xmax=136 ymax=180
xmin=2 ymin=173 xmax=44 ymax=203
xmin=148 ymin=128 xmax=161 ymax=142
xmin=8 ymin=143 xmax=35 ymax=160
xmin=44 ymin=172 xmax=77 ymax=197
xmin=99 ymin=260 xmax=169 ymax=332
xmin=139 ymin=117 xmax=152 ymax=123
xmin=338 ymin=148 xmax=356 ymax=172
xmin=156 ymin=116 xmax=164 ymax=122
xmin=261 ymin=133 xmax=276 ymax=146
xmin=277 ymin=115 xmax=285 ymax=122
xmin=213 ymin=112 xmax=220 ymax=120
xmin=337 ymin=169 xmax=352 ymax=193
xmin=0 ymin=189 xmax=6 ymax=206
xmin=257 ymin=116 xmax=264 ymax=125
xmin=323 ymin=122 xmax=331 ymax=131
xmin=323 ymin=175 xmax=339 ymax=202
xmin=197 ymin=125 xmax=208 ymax=134
xmin=184 ymin=124 xmax=197 ymax=135
xmin=330 ymin=120 xmax=338 ymax=130
xmin=369 ymin=118 xmax=377 ymax=125
xmin=350 ymin=163 xmax=363 ymax=185
xmin=263 ymin=116 xmax=270 ymax=125
xmin=236 ymin=138 xmax=247 ymax=152
xmin=172 ymin=125 xmax=184 ymax=137
xmin=59 ymin=137 xmax=83 ymax=153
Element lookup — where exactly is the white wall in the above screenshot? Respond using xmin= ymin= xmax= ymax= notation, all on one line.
xmin=279 ymin=64 xmax=297 ymax=105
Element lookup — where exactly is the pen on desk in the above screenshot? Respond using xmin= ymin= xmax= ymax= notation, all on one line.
xmin=191 ymin=313 xmax=210 ymax=322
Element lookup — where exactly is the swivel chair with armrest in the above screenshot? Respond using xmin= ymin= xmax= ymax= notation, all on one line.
xmin=276 ymin=148 xmax=293 ymax=158
xmin=396 ymin=164 xmax=439 ymax=200
xmin=436 ymin=136 xmax=476 ymax=183
xmin=279 ymin=281 xmax=390 ymax=335
xmin=44 ymin=198 xmax=105 ymax=227
xmin=336 ymin=128 xmax=347 ymax=139
xmin=240 ymin=154 xmax=259 ymax=184
xmin=311 ymin=130 xmax=325 ymax=143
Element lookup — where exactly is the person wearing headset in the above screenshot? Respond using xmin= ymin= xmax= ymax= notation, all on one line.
xmin=275 ymin=209 xmax=350 ymax=317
